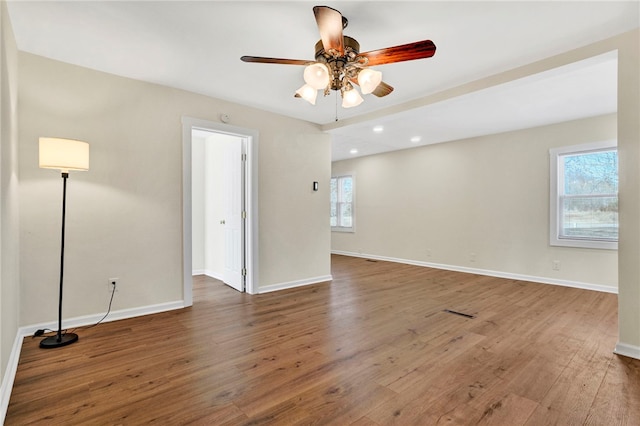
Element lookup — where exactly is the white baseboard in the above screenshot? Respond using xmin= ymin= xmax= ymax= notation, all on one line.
xmin=19 ymin=300 xmax=186 ymax=337
xmin=259 ymin=275 xmax=333 ymax=294
xmin=0 ymin=299 xmax=186 ymax=422
xmin=0 ymin=331 xmax=24 ymax=425
xmin=196 ymin=270 xmax=333 ymax=294
xmin=614 ymin=342 xmax=640 ymax=360
xmin=331 ymin=250 xmax=617 ymax=294
xmin=204 ymin=270 xmax=223 ymax=281
xmin=192 ymin=270 xmax=223 ymax=281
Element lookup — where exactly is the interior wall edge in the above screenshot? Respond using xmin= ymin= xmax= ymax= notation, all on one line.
xmin=0 ymin=329 xmax=22 ymax=425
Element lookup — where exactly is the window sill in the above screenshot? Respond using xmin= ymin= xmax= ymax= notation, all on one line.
xmin=550 ymin=238 xmax=617 ymax=250
xmin=331 ymin=227 xmax=355 ymax=233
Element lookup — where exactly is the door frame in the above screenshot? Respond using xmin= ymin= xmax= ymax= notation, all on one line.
xmin=182 ymin=116 xmax=259 ymax=305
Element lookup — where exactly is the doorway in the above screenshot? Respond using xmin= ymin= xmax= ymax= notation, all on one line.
xmin=192 ymin=130 xmax=244 ymax=291
xmin=182 ymin=116 xmax=259 ymax=306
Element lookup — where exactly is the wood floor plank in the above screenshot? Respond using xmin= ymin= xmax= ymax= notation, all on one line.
xmin=475 ymin=393 xmax=539 ymax=425
xmin=585 ymin=355 xmax=640 ymax=425
xmin=6 ymin=255 xmax=639 ymax=425
xmin=524 ymin=335 xmax=616 ymax=425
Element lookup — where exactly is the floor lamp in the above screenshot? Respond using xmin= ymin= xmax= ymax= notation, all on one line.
xmin=38 ymin=137 xmax=90 ymax=349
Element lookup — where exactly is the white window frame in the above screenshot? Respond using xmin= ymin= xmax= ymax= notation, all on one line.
xmin=549 ymin=140 xmax=617 ymax=250
xmin=331 ymin=173 xmax=355 ymax=233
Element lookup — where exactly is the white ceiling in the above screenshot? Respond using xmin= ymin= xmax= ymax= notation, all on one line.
xmin=6 ymin=1 xmax=639 ymax=161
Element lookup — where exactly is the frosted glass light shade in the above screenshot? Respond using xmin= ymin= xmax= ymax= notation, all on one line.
xmin=303 ymin=63 xmax=330 ymax=90
xmin=357 ymin=68 xmax=383 ymax=94
xmin=296 ymin=84 xmax=318 ymax=105
xmin=341 ymin=87 xmax=364 ymax=108
xmin=39 ymin=137 xmax=89 ymax=172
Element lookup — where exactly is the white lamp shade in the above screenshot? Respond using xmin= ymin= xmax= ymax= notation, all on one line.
xmin=342 ymin=87 xmax=364 ymax=108
xmin=296 ymin=84 xmax=318 ymax=105
xmin=303 ymin=63 xmax=330 ymax=90
xmin=39 ymin=137 xmax=90 ymax=172
xmin=357 ymin=68 xmax=383 ymax=94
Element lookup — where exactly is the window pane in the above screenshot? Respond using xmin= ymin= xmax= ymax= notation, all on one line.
xmin=339 ymin=202 xmax=352 ymax=227
xmin=331 ymin=174 xmax=354 ymax=231
xmin=550 ymin=142 xmax=617 ymax=249
xmin=563 ymin=150 xmax=618 ymax=195
xmin=330 ymin=202 xmax=337 ymax=227
xmin=560 ymin=196 xmax=618 ymax=240
xmin=330 ymin=178 xmax=337 ymax=203
xmin=340 ymin=177 xmax=353 ymax=203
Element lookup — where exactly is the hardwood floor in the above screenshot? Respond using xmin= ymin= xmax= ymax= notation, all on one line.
xmin=6 ymin=255 xmax=640 ymax=425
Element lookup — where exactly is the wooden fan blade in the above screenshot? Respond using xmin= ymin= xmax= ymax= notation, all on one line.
xmin=349 ymin=78 xmax=394 ymax=98
xmin=372 ymin=81 xmax=394 ymax=97
xmin=241 ymin=56 xmax=311 ymax=66
xmin=360 ymin=40 xmax=436 ymax=66
xmin=313 ymin=6 xmax=344 ymax=55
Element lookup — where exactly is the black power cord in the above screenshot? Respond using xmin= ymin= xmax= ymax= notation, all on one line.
xmin=32 ymin=329 xmax=52 ymax=338
xmin=32 ymin=281 xmax=117 ymax=338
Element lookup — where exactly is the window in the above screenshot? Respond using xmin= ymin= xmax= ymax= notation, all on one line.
xmin=550 ymin=141 xmax=617 ymax=249
xmin=330 ymin=174 xmax=355 ymax=232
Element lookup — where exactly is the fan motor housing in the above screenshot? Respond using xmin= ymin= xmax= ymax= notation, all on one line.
xmin=315 ymin=36 xmax=361 ymax=91
xmin=314 ymin=36 xmax=360 ymax=60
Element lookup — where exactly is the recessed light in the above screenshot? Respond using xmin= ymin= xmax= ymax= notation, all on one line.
xmin=410 ymin=136 xmax=421 ymax=143
xmin=350 ymin=148 xmax=358 ymax=154
xmin=373 ymin=125 xmax=384 ymax=133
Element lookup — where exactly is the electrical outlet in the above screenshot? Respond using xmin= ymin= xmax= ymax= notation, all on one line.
xmin=552 ymin=261 xmax=561 ymax=271
xmin=108 ymin=277 xmax=119 ymax=292
xmin=470 ymin=252 xmax=477 ymax=263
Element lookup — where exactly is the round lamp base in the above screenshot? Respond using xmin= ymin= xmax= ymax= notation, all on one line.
xmin=39 ymin=333 xmax=78 ymax=349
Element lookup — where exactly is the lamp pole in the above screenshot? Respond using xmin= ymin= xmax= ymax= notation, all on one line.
xmin=40 ymin=171 xmax=79 ymax=348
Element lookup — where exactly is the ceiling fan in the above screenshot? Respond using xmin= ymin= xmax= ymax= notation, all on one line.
xmin=241 ymin=5 xmax=436 ymax=108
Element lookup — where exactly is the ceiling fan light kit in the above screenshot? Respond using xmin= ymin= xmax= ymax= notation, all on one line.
xmin=295 ymin=84 xmax=318 ymax=105
xmin=241 ymin=5 xmax=436 ymax=109
xmin=357 ymin=68 xmax=383 ymax=95
xmin=303 ymin=62 xmax=331 ymax=89
xmin=342 ymin=86 xmax=364 ymax=108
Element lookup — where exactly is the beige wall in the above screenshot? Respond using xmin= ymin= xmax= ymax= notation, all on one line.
xmin=0 ymin=0 xmax=19 ymax=399
xmin=260 ymin=131 xmax=332 ymax=288
xmin=18 ymin=52 xmax=331 ymax=326
xmin=617 ymin=29 xmax=640 ymax=354
xmin=332 ymin=114 xmax=618 ymax=290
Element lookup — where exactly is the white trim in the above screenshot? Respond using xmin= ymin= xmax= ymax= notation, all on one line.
xmin=614 ymin=342 xmax=640 ymax=360
xmin=0 ymin=300 xmax=184 ymax=423
xmin=204 ymin=270 xmax=224 ymax=281
xmin=331 ymin=227 xmax=355 ymax=233
xmin=258 ymin=275 xmax=333 ymax=294
xmin=0 ymin=331 xmax=24 ymax=425
xmin=192 ymin=269 xmax=224 ymax=281
xmin=182 ymin=116 xmax=260 ymax=299
xmin=19 ymin=301 xmax=185 ymax=337
xmin=332 ymin=250 xmax=618 ymax=294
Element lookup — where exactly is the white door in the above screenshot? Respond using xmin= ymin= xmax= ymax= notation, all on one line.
xmin=222 ymin=138 xmax=244 ymax=291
